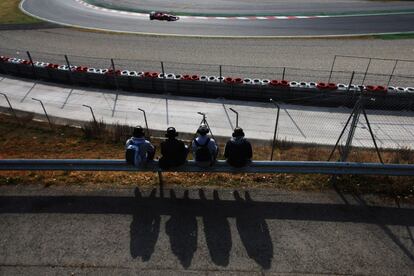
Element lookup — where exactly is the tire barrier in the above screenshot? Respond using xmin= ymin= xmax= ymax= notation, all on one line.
xmin=234 ymin=78 xmax=243 ymax=84
xmin=327 ymin=83 xmax=337 ymax=90
xmin=337 ymin=84 xmax=347 ymax=91
xmin=262 ymin=79 xmax=270 ymax=86
xmin=387 ymin=86 xmax=396 ymax=93
xmin=243 ymin=78 xmax=252 ymax=84
xmin=252 ymin=79 xmax=262 ymax=85
xmin=317 ymin=82 xmax=327 ymax=90
xmin=289 ymin=81 xmax=299 ymax=88
xmin=200 ymin=75 xmax=208 ymax=81
xmin=181 ymin=74 xmax=191 ymax=80
xmin=396 ymin=87 xmax=406 ymax=93
xmin=1 ymin=54 xmax=413 ymax=110
xmin=374 ymin=85 xmax=386 ymax=93
xmin=224 ymin=77 xmax=233 ymax=84
xmin=208 ymin=76 xmax=218 ymax=82
xmin=270 ymin=80 xmax=279 ymax=86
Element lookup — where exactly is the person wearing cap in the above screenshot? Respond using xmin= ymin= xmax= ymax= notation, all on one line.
xmin=125 ymin=125 xmax=155 ymax=166
xmin=159 ymin=127 xmax=189 ymax=169
xmin=224 ymin=127 xmax=252 ymax=168
xmin=191 ymin=124 xmax=219 ymax=167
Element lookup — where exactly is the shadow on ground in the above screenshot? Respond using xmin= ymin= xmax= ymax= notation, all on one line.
xmin=1 ymin=188 xmax=413 ymax=268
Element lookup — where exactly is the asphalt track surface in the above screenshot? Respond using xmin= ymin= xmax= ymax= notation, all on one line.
xmin=21 ymin=0 xmax=414 ymax=37
xmin=1 ymin=186 xmax=414 ymax=275
xmin=89 ymin=0 xmax=414 ymax=15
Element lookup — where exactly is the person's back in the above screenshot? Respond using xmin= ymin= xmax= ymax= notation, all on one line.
xmin=125 ymin=126 xmax=155 ymax=167
xmin=224 ymin=128 xmax=252 ymax=168
xmin=191 ymin=124 xmax=218 ymax=167
xmin=159 ymin=127 xmax=188 ymax=169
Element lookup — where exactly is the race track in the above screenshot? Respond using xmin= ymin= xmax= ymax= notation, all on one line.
xmin=21 ymin=0 xmax=414 ymax=37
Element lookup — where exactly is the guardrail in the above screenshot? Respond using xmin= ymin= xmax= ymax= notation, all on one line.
xmin=1 ymin=159 xmax=414 ymax=176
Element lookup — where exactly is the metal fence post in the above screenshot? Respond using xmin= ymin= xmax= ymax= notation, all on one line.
xmin=0 ymin=92 xmax=19 ymax=124
xmin=110 ymin=58 xmax=119 ymax=91
xmin=32 ymin=98 xmax=52 ymax=129
xmin=269 ymin=98 xmax=280 ymax=161
xmin=229 ymin=108 xmax=238 ymax=128
xmin=361 ymin=58 xmax=372 ymax=85
xmin=137 ymin=108 xmax=149 ymax=137
xmin=161 ymin=61 xmax=167 ymax=93
xmin=328 ymin=55 xmax=337 ymax=83
xmin=64 ymin=54 xmax=73 ymax=84
xmin=219 ymin=65 xmax=222 ymax=82
xmin=346 ymin=71 xmax=355 ymax=93
xmin=387 ymin=59 xmax=398 ymax=87
xmin=26 ymin=51 xmax=37 ymax=79
xmin=82 ymin=104 xmax=97 ymax=126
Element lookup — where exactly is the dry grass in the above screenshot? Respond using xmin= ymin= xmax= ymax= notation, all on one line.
xmin=0 ymin=113 xmax=413 ymax=200
xmin=0 ymin=0 xmax=41 ymax=24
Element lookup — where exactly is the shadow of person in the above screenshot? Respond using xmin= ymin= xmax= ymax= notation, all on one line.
xmin=165 ymin=190 xmax=198 ymax=269
xmin=199 ymin=189 xmax=232 ymax=267
xmin=234 ymin=190 xmax=273 ymax=270
xmin=130 ymin=188 xmax=161 ymax=261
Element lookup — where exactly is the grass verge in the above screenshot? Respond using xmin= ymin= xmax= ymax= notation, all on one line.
xmin=0 ymin=113 xmax=413 ymax=201
xmin=0 ymin=0 xmax=41 ymax=25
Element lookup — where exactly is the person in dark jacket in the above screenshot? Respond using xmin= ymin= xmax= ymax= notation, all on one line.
xmin=159 ymin=127 xmax=188 ymax=169
xmin=224 ymin=127 xmax=252 ymax=167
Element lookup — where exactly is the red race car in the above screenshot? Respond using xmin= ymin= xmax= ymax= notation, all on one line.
xmin=149 ymin=11 xmax=179 ymax=21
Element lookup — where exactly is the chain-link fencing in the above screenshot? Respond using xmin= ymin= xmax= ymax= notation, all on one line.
xmin=0 ymin=47 xmax=413 ymax=163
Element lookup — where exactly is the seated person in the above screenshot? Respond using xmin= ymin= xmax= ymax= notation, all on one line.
xmin=191 ymin=124 xmax=219 ymax=167
xmin=159 ymin=127 xmax=188 ymax=169
xmin=224 ymin=127 xmax=252 ymax=167
xmin=125 ymin=126 xmax=155 ymax=167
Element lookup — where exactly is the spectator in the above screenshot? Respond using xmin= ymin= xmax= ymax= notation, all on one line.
xmin=125 ymin=126 xmax=155 ymax=167
xmin=224 ymin=127 xmax=252 ymax=167
xmin=159 ymin=127 xmax=189 ymax=169
xmin=191 ymin=124 xmax=219 ymax=167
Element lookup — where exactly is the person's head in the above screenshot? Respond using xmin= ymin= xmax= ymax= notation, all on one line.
xmin=232 ymin=127 xmax=245 ymax=138
xmin=132 ymin=125 xmax=145 ymax=138
xmin=197 ymin=124 xmax=209 ymax=136
xmin=165 ymin=127 xmax=178 ymax=139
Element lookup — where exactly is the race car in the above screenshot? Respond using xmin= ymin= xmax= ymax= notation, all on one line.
xmin=149 ymin=11 xmax=179 ymax=21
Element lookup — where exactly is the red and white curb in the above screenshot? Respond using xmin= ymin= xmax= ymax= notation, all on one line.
xmin=75 ymin=0 xmax=329 ymax=20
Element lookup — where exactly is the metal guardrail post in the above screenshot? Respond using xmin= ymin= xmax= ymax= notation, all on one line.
xmin=32 ymin=98 xmax=52 ymax=129
xmin=269 ymin=98 xmax=280 ymax=161
xmin=229 ymin=108 xmax=238 ymax=128
xmin=0 ymin=92 xmax=19 ymax=124
xmin=82 ymin=104 xmax=98 ymax=126
xmin=26 ymin=51 xmax=37 ymax=79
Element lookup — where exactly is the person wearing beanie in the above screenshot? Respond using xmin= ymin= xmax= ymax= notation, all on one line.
xmin=224 ymin=127 xmax=252 ymax=168
xmin=125 ymin=125 xmax=155 ymax=166
xmin=159 ymin=127 xmax=188 ymax=169
xmin=191 ymin=124 xmax=219 ymax=167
